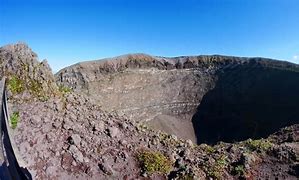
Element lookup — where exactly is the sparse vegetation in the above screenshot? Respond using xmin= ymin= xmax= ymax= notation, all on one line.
xmin=7 ymin=75 xmax=50 ymax=101
xmin=206 ymin=155 xmax=228 ymax=179
xmin=29 ymin=79 xmax=43 ymax=96
xmin=245 ymin=139 xmax=273 ymax=152
xmin=137 ymin=150 xmax=172 ymax=174
xmin=233 ymin=165 xmax=245 ymax=176
xmin=203 ymin=144 xmax=215 ymax=154
xmin=21 ymin=62 xmax=29 ymax=72
xmin=59 ymin=85 xmax=72 ymax=94
xmin=39 ymin=95 xmax=49 ymax=102
xmin=10 ymin=111 xmax=19 ymax=129
xmin=157 ymin=132 xmax=181 ymax=147
xmin=8 ymin=76 xmax=24 ymax=94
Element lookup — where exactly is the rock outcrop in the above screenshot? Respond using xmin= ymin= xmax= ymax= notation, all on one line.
xmin=0 ymin=43 xmax=59 ymax=101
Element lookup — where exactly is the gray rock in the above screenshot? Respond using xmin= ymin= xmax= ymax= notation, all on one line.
xmin=119 ymin=122 xmax=128 ymax=129
xmin=241 ymin=152 xmax=257 ymax=170
xmin=183 ymin=149 xmax=191 ymax=157
xmin=171 ymin=134 xmax=178 ymax=141
xmin=46 ymin=132 xmax=56 ymax=143
xmin=46 ymin=166 xmax=56 ymax=175
xmin=29 ymin=115 xmax=41 ymax=126
xmin=54 ymin=99 xmax=64 ymax=111
xmin=98 ymin=162 xmax=114 ymax=175
xmin=63 ymin=119 xmax=74 ymax=130
xmin=71 ymin=134 xmax=81 ymax=146
xmin=108 ymin=127 xmax=120 ymax=138
xmin=119 ymin=140 xmax=127 ymax=146
xmin=95 ymin=121 xmax=105 ymax=132
xmin=69 ymin=145 xmax=84 ymax=163
xmin=141 ymin=172 xmax=148 ymax=177
xmin=186 ymin=139 xmax=193 ymax=147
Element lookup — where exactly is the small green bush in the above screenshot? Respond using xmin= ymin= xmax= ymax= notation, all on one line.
xmin=207 ymin=155 xmax=228 ymax=179
xmin=246 ymin=139 xmax=273 ymax=152
xmin=29 ymin=79 xmax=43 ymax=95
xmin=39 ymin=95 xmax=49 ymax=102
xmin=233 ymin=165 xmax=245 ymax=176
xmin=137 ymin=150 xmax=172 ymax=174
xmin=10 ymin=112 xmax=19 ymax=129
xmin=59 ymin=85 xmax=72 ymax=94
xmin=204 ymin=145 xmax=215 ymax=154
xmin=8 ymin=76 xmax=24 ymax=94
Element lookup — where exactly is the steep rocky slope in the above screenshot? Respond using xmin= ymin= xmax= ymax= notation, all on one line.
xmin=12 ymin=88 xmax=299 ymax=180
xmin=13 ymin=97 xmax=299 ymax=179
xmin=0 ymin=43 xmax=59 ymax=102
xmin=0 ymin=43 xmax=298 ymax=179
xmin=56 ymin=54 xmax=299 ymax=144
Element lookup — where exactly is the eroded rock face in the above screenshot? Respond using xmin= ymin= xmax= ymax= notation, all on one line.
xmin=56 ymin=54 xmax=244 ymax=142
xmin=56 ymin=54 xmax=299 ymax=144
xmin=0 ymin=43 xmax=59 ymax=101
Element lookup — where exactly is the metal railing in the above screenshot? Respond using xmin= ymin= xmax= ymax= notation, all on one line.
xmin=0 ymin=78 xmax=32 ymax=180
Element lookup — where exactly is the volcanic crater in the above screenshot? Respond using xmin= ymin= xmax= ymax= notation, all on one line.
xmin=56 ymin=54 xmax=299 ymax=144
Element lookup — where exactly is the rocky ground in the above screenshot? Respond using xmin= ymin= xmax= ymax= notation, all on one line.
xmin=1 ymin=43 xmax=298 ymax=179
xmin=10 ymin=92 xmax=299 ymax=179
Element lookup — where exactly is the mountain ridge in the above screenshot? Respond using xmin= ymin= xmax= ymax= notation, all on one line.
xmin=57 ymin=52 xmax=299 ymax=74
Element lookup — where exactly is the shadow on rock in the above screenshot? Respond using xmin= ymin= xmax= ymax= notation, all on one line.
xmin=192 ymin=61 xmax=299 ymax=144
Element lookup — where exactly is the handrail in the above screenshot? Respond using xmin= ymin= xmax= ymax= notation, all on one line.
xmin=0 ymin=78 xmax=32 ymax=180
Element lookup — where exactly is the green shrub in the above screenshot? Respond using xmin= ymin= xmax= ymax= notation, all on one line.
xmin=204 ymin=144 xmax=215 ymax=154
xmin=8 ymin=76 xmax=24 ymax=94
xmin=59 ymin=85 xmax=72 ymax=94
xmin=137 ymin=150 xmax=172 ymax=174
xmin=10 ymin=112 xmax=19 ymax=129
xmin=246 ymin=139 xmax=273 ymax=152
xmin=233 ymin=165 xmax=245 ymax=176
xmin=29 ymin=79 xmax=43 ymax=96
xmin=206 ymin=155 xmax=228 ymax=179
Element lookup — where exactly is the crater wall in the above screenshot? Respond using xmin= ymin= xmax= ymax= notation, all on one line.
xmin=56 ymin=54 xmax=299 ymax=144
xmin=193 ymin=61 xmax=299 ymax=144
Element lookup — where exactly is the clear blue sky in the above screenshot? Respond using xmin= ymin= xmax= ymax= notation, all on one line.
xmin=1 ymin=0 xmax=299 ymax=72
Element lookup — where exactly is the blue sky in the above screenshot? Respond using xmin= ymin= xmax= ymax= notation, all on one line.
xmin=0 ymin=0 xmax=299 ymax=72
